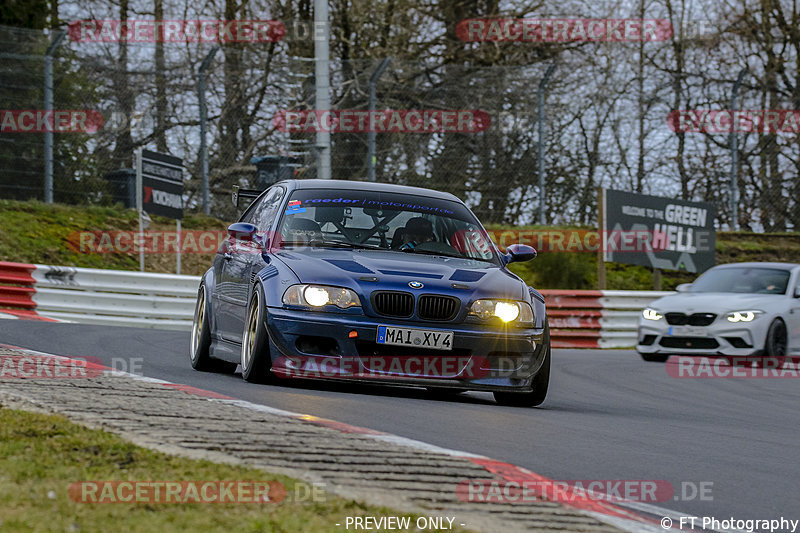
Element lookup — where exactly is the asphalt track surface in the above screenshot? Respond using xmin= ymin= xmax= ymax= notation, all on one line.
xmin=2 ymin=319 xmax=797 ymax=528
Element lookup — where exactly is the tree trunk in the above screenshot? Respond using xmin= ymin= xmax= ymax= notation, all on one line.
xmin=111 ymin=0 xmax=133 ymax=170
xmin=219 ymin=0 xmax=245 ymax=176
xmin=154 ymin=0 xmax=167 ymax=152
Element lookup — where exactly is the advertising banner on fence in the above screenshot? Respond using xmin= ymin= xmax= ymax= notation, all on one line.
xmin=601 ymin=189 xmax=715 ymax=273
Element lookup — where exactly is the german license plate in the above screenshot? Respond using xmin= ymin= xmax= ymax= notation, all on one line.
xmin=376 ymin=326 xmax=453 ymax=351
xmin=668 ymin=326 xmax=709 ymax=337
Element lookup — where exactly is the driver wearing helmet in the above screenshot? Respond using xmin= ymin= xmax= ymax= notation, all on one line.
xmin=400 ymin=217 xmax=435 ymax=250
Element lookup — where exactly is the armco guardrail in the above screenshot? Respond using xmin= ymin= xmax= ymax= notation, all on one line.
xmin=0 ymin=261 xmax=671 ymax=346
xmin=0 ymin=261 xmax=200 ymax=330
xmin=542 ymin=289 xmax=672 ymax=348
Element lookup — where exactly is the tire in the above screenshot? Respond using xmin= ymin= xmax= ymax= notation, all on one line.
xmin=494 ymin=320 xmax=550 ymax=407
xmin=190 ymin=284 xmax=215 ymax=371
xmin=190 ymin=284 xmax=237 ymax=373
xmin=241 ymin=284 xmax=272 ymax=383
xmin=640 ymin=353 xmax=670 ymax=363
xmin=756 ymin=318 xmax=788 ymax=368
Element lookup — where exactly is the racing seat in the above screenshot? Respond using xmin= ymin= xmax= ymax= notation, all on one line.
xmin=390 ymin=227 xmax=407 ymax=249
xmin=449 ymin=231 xmax=467 ymax=254
xmin=448 ymin=230 xmax=490 ymax=256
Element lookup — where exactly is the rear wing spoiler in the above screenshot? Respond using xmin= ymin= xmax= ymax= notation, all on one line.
xmin=231 ymin=185 xmax=263 ymax=208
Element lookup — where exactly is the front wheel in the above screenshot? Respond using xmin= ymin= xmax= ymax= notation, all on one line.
xmin=494 ymin=320 xmax=550 ymax=407
xmin=756 ymin=318 xmax=788 ymax=368
xmin=241 ymin=285 xmax=272 ymax=383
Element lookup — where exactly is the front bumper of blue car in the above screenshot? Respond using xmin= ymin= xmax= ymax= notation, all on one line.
xmin=264 ymin=307 xmax=548 ymax=392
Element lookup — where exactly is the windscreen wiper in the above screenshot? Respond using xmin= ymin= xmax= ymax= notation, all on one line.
xmin=279 ymin=240 xmax=383 ymax=250
xmin=400 ymin=247 xmax=494 ymax=263
xmin=400 ymin=248 xmax=463 ymax=259
xmin=315 ymin=240 xmax=385 ymax=250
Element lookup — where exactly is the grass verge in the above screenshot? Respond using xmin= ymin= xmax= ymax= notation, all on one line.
xmin=0 ymin=199 xmax=225 ymax=275
xmin=0 ymin=406 xmax=464 ymax=533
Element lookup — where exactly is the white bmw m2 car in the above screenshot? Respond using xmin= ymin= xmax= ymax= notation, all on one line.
xmin=637 ymin=262 xmax=800 ymax=362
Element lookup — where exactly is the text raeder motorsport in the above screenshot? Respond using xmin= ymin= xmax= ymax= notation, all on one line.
xmin=621 ymin=203 xmax=709 ymax=253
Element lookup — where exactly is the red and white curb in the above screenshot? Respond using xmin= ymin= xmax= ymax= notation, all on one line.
xmin=0 ymin=309 xmax=60 ymax=321
xmin=0 ymin=342 xmax=724 ymax=533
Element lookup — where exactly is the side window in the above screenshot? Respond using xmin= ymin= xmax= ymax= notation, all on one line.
xmin=241 ymin=187 xmax=285 ymax=230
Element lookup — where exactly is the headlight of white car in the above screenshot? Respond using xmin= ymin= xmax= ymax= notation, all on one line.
xmin=282 ymin=284 xmax=361 ymax=309
xmin=642 ymin=308 xmax=663 ymax=321
xmin=469 ymin=300 xmax=534 ymax=325
xmin=725 ymin=310 xmax=763 ymax=322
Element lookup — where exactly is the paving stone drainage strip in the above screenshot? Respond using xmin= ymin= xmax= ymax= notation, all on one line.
xmin=0 ymin=345 xmax=659 ymax=533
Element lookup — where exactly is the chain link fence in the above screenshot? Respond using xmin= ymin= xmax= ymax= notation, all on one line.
xmin=1 ymin=22 xmax=798 ymax=231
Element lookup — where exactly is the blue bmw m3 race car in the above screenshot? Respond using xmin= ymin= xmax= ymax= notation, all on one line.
xmin=190 ymin=179 xmax=550 ymax=406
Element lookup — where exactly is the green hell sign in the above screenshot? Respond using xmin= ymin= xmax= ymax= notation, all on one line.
xmin=601 ymin=189 xmax=716 ymax=273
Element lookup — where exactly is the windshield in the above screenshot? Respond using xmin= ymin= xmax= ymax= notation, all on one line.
xmin=690 ymin=267 xmax=791 ymax=294
xmin=274 ymin=188 xmax=498 ymax=263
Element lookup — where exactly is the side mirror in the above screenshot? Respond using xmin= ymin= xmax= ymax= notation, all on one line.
xmin=676 ymin=283 xmax=692 ymax=293
xmin=794 ymin=285 xmax=800 ymax=298
xmin=505 ymin=244 xmax=537 ymax=263
xmin=227 ymin=222 xmax=257 ymax=241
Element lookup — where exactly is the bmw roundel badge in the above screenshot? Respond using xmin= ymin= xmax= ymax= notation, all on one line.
xmin=408 ymin=281 xmax=424 ymax=289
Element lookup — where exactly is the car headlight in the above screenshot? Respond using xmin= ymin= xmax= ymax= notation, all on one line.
xmin=282 ymin=284 xmax=361 ymax=309
xmin=726 ymin=310 xmax=763 ymax=322
xmin=642 ymin=308 xmax=663 ymax=321
xmin=469 ymin=300 xmax=534 ymax=324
